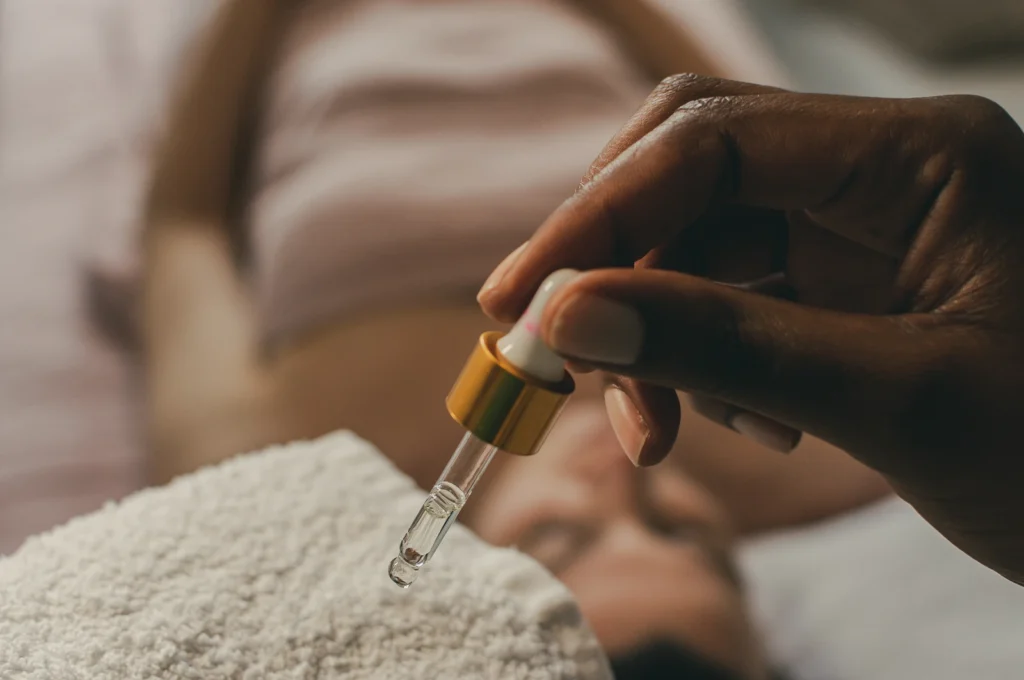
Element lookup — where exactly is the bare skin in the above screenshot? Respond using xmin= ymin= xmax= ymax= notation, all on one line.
xmin=131 ymin=5 xmax=907 ymax=676
xmin=480 ymin=74 xmax=1024 ymax=585
xmin=139 ymin=0 xmax=889 ymax=534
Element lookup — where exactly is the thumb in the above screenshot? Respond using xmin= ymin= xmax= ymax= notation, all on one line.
xmin=541 ymin=268 xmax=945 ymax=470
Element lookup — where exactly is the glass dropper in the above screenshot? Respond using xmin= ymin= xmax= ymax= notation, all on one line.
xmin=388 ymin=431 xmax=498 ymax=587
xmin=387 ymin=269 xmax=580 ymax=588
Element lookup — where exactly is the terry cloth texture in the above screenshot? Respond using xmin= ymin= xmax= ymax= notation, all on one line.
xmin=0 ymin=431 xmax=611 ymax=680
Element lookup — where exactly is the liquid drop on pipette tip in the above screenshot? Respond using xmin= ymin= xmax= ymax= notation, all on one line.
xmin=388 ymin=482 xmax=467 ymax=588
xmin=388 ymin=557 xmax=418 ymax=588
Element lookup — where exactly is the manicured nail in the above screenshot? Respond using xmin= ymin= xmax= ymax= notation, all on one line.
xmin=548 ymin=294 xmax=643 ymax=365
xmin=477 ymin=242 xmax=528 ymax=301
xmin=729 ymin=412 xmax=799 ymax=453
xmin=604 ymin=387 xmax=649 ymax=466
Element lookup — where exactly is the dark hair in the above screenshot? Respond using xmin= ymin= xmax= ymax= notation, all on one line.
xmin=610 ymin=640 xmax=743 ymax=680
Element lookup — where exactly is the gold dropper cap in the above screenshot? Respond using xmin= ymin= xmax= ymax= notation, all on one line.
xmin=446 ymin=331 xmax=575 ymax=456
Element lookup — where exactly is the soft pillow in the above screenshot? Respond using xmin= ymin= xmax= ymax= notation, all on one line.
xmin=0 ymin=432 xmax=610 ymax=679
xmin=739 ymin=496 xmax=1024 ymax=680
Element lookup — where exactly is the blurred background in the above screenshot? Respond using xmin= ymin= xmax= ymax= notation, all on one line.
xmin=746 ymin=0 xmax=1024 ymax=113
xmin=3 ymin=1 xmax=1024 ymax=678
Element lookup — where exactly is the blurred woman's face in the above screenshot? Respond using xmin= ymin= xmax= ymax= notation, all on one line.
xmin=465 ymin=400 xmax=764 ymax=680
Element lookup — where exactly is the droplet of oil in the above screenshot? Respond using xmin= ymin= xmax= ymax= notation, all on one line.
xmin=388 ymin=556 xmax=418 ymax=588
xmin=387 ymin=482 xmax=467 ymax=588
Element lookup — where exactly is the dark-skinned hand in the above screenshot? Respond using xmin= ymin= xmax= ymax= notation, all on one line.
xmin=477 ymin=75 xmax=1024 ymax=586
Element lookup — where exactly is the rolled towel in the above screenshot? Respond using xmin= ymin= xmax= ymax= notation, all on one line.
xmin=0 ymin=431 xmax=610 ymax=679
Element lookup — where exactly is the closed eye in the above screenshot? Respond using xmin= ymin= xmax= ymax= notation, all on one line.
xmin=515 ymin=520 xmax=598 ymax=575
xmin=637 ymin=474 xmax=743 ymax=589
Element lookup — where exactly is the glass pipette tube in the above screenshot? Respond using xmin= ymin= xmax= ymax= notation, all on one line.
xmin=387 ymin=269 xmax=579 ymax=588
xmin=388 ymin=431 xmax=498 ymax=588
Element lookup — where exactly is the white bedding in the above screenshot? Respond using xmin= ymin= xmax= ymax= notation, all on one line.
xmin=0 ymin=0 xmax=218 ymax=554
xmin=740 ymin=495 xmax=1024 ymax=680
xmin=0 ymin=0 xmax=154 ymax=554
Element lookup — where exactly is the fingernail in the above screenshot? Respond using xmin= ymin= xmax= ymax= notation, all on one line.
xmin=604 ymin=387 xmax=649 ymax=466
xmin=729 ymin=412 xmax=799 ymax=453
xmin=478 ymin=242 xmax=529 ymax=301
xmin=548 ymin=294 xmax=644 ymax=365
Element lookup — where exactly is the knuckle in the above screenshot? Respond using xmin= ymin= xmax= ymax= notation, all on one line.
xmin=672 ymin=94 xmax=745 ymax=124
xmin=939 ymin=94 xmax=1015 ymax=130
xmin=663 ymin=97 xmax=744 ymax=167
xmin=651 ymin=75 xmax=747 ymax=118
xmin=927 ymin=95 xmax=1023 ymax=159
xmin=655 ymin=73 xmax=722 ymax=98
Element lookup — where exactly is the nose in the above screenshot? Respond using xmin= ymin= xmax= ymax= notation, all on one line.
xmin=572 ymin=440 xmax=646 ymax=521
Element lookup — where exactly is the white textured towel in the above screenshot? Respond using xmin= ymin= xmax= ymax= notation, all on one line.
xmin=0 ymin=432 xmax=611 ymax=679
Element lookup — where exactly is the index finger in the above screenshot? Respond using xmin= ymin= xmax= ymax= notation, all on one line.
xmin=479 ymin=89 xmax=948 ymax=322
xmin=580 ymin=74 xmax=786 ymax=189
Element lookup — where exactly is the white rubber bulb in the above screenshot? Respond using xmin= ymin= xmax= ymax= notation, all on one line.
xmin=496 ymin=269 xmax=579 ymax=383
